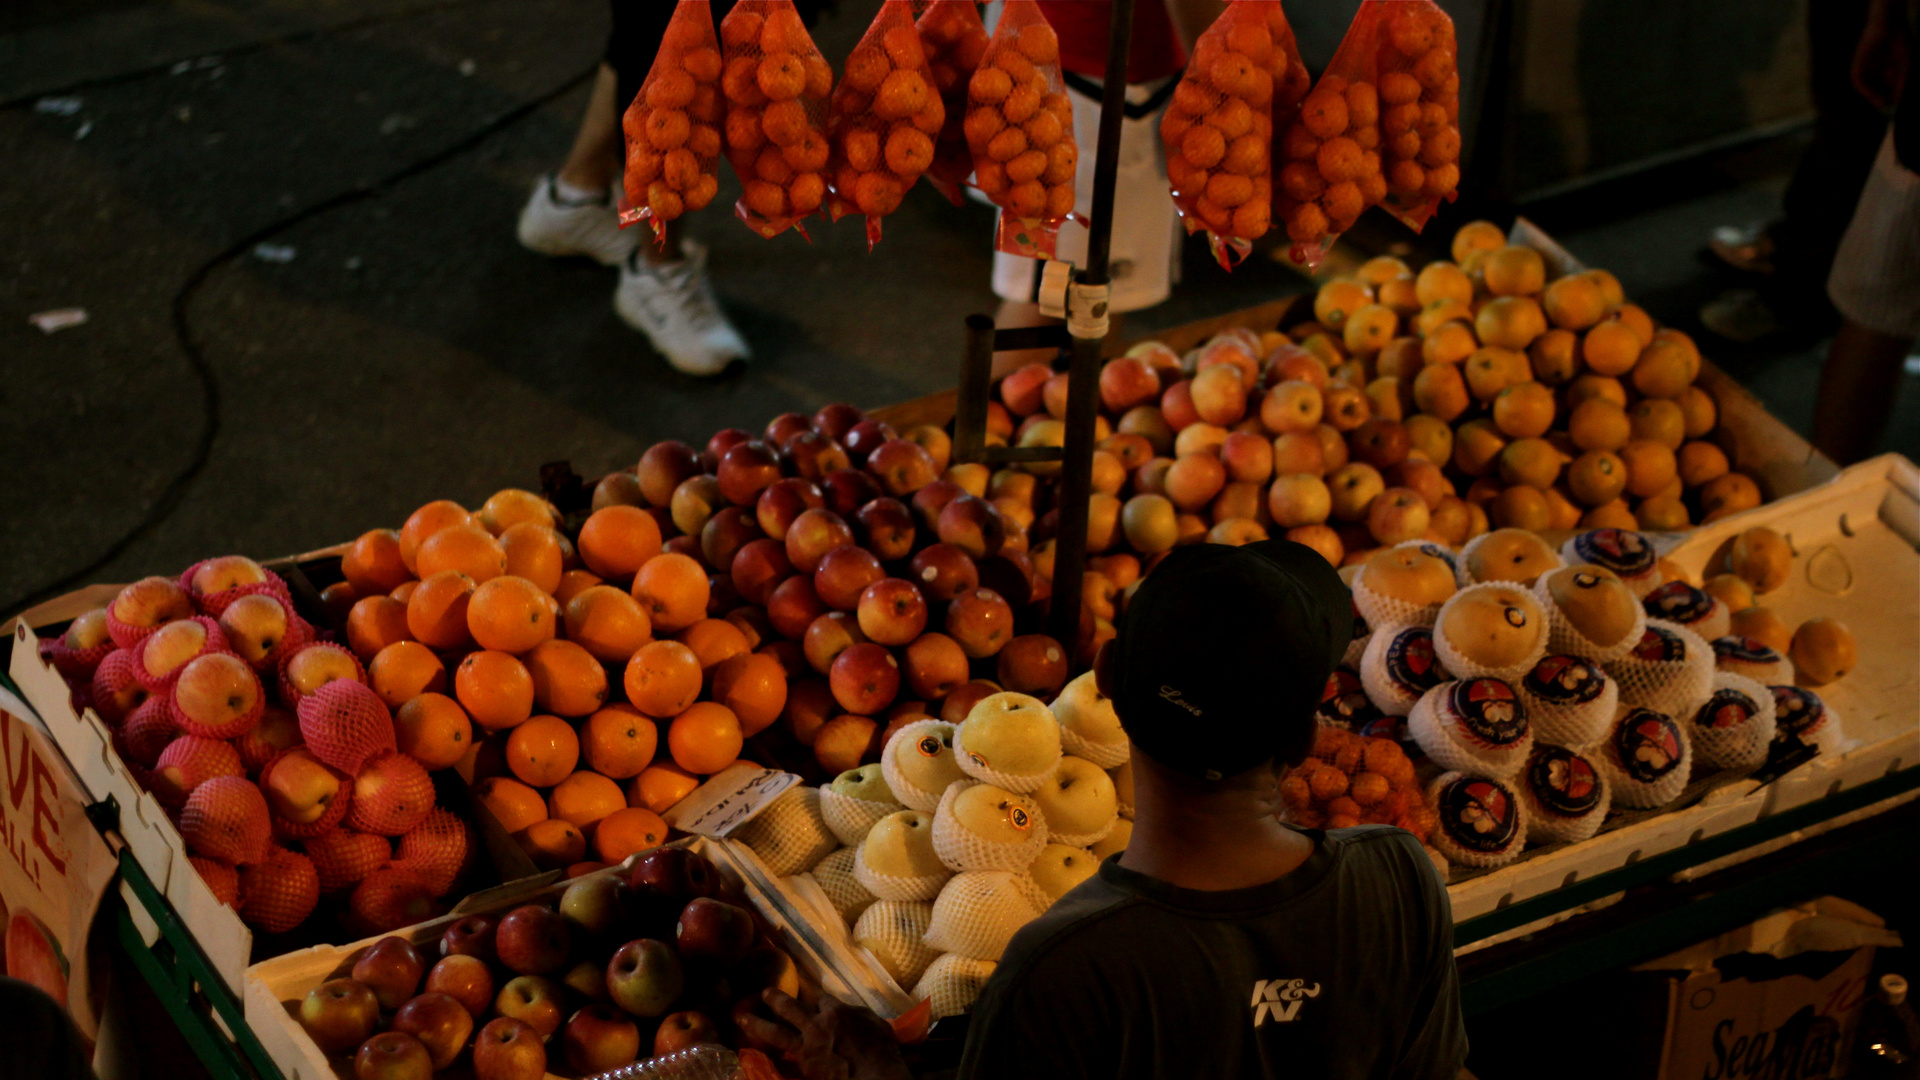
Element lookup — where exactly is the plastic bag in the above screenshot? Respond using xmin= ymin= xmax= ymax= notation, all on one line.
xmin=1160 ymin=0 xmax=1310 ymax=268
xmin=1371 ymin=0 xmax=1461 ymax=230
xmin=916 ymin=0 xmax=991 ymax=204
xmin=827 ymin=0 xmax=947 ymax=247
xmin=963 ymin=0 xmax=1075 ymax=258
xmin=620 ymin=0 xmax=726 ymax=241
xmin=716 ymin=0 xmax=835 ymax=238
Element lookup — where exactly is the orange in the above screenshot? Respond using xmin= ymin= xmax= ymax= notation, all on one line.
xmin=1541 ymin=275 xmax=1606 ymax=329
xmin=1676 ymin=386 xmax=1718 ymax=439
xmin=369 ymin=640 xmax=446 ymax=708
xmin=1630 ymin=338 xmax=1694 ymax=399
xmin=624 ymin=640 xmax=703 ymax=718
xmin=1581 ymin=501 xmax=1640 ymax=530
xmin=711 ymin=652 xmax=788 ymax=736
xmin=577 ymin=506 xmax=664 ymax=581
xmin=455 ymin=650 xmax=536 ymax=730
xmin=1475 ymin=296 xmax=1547 ymax=349
xmin=1414 ymin=262 xmax=1472 ymax=307
xmin=1342 ymin=304 xmax=1398 ymax=354
xmin=555 ymin=569 xmax=606 ymax=607
xmin=391 ymin=580 xmax=418 ymax=603
xmin=343 ymin=529 xmax=411 ymax=597
xmin=394 ymin=692 xmax=471 ymax=770
xmin=564 ymin=585 xmax=652 ymax=663
xmin=1701 ymin=472 xmax=1762 ymax=520
xmin=1498 ymin=437 xmax=1562 ymax=490
xmin=1451 ymin=220 xmax=1504 ymax=264
xmin=499 ymin=523 xmax=565 ymax=595
xmin=1491 ymin=381 xmax=1555 ymax=438
xmin=1630 ymin=399 xmax=1688 ymax=451
xmin=1568 ymin=398 xmax=1632 ymax=452
xmin=479 ymin=489 xmax=558 ymax=535
xmin=676 ymin=618 xmax=750 ymax=670
xmin=550 ymin=770 xmax=628 ymax=829
xmin=632 ymin=553 xmax=710 ymax=633
xmin=1483 ymin=246 xmax=1546 ymax=296
xmin=516 ymin=818 xmax=585 ymax=871
xmin=629 ymin=763 xmax=701 ymax=814
xmin=525 ymin=639 xmax=608 ymax=718
xmin=1413 ymin=298 xmax=1473 ymax=337
xmin=467 ymin=575 xmax=558 ymax=654
xmin=874 ymin=70 xmax=931 ymax=121
xmin=1312 ymin=279 xmax=1371 ymax=330
xmin=1566 ymin=450 xmax=1629 ymax=507
xmin=1619 ymin=440 xmax=1679 ymax=498
xmin=1567 ymin=373 xmax=1629 ymax=410
xmin=475 ymin=776 xmax=547 ymax=833
xmin=406 ymin=570 xmax=477 ymax=650
xmin=1420 ymin=320 xmax=1476 ymax=366
xmin=416 ymin=523 xmax=508 ymax=584
xmin=1582 ymin=320 xmax=1642 ymax=377
xmin=582 ymin=704 xmax=658 ymax=779
xmin=667 ymin=702 xmax=744 ymax=775
xmin=507 ymin=715 xmax=581 ymax=788
xmin=593 ymin=807 xmax=669 ymax=863
xmin=1489 ymin=485 xmax=1551 ymax=531
xmin=399 ymin=500 xmax=472 ymax=574
xmin=566 ymin=861 xmax=608 ymax=879
xmin=1582 ymin=268 xmax=1626 ymax=308
xmin=1678 ymin=441 xmax=1730 ymax=488
xmin=346 ymin=595 xmax=412 ymax=661
xmin=1528 ymin=328 xmax=1580 ymax=384
xmin=1614 ymin=303 xmax=1656 ymax=346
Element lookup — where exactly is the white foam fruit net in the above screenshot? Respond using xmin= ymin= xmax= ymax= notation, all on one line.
xmin=1514 ymin=743 xmax=1611 ymax=845
xmin=1351 ymin=566 xmax=1446 ymax=632
xmin=1711 ymin=637 xmax=1796 ymax=686
xmin=953 ymin=698 xmax=1061 ymax=794
xmin=1423 ymin=770 xmax=1528 ymax=868
xmin=932 ymin=779 xmax=1050 ymax=873
xmin=1770 ymin=686 xmax=1847 ymax=759
xmin=853 ymin=899 xmax=942 ymax=989
xmin=1050 ymin=673 xmax=1130 ymax=769
xmin=734 ymin=784 xmax=839 ymax=876
xmin=1595 ymin=704 xmax=1693 ymax=809
xmin=1605 ymin=619 xmax=1716 ymax=720
xmin=1559 ymin=530 xmax=1663 ymax=597
xmin=1531 ymin=573 xmax=1647 ymax=663
xmin=882 ymin=719 xmax=963 ymax=812
xmin=853 ymin=837 xmax=951 ymax=902
xmin=819 ymin=784 xmax=902 ymax=847
xmin=1515 ymin=655 xmax=1618 ymax=751
xmin=1455 ymin=530 xmax=1565 ymax=588
xmin=1687 ymin=671 xmax=1777 ymax=773
xmin=912 ymin=953 xmax=997 ymax=1020
xmin=1360 ymin=624 xmax=1450 ymax=718
xmin=807 ymin=846 xmax=876 ymax=925
xmin=1432 ymin=583 xmax=1548 ymax=682
xmin=924 ymin=870 xmax=1041 ymax=962
xmin=1407 ymin=681 xmax=1533 ymax=780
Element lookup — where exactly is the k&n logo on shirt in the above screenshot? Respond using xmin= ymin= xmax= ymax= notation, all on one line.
xmin=1250 ymin=978 xmax=1321 ymax=1026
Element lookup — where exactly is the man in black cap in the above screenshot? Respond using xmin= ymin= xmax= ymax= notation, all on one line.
xmin=744 ymin=539 xmax=1467 ymax=1080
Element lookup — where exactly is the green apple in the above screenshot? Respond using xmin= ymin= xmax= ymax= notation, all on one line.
xmin=1029 ymin=844 xmax=1099 ymax=901
xmin=831 ymin=765 xmax=896 ymax=804
xmin=860 ymin=810 xmax=945 ymax=879
xmin=958 ymin=693 xmax=1060 ymax=777
xmin=1052 ymin=671 xmax=1124 ymax=746
xmin=886 ymin=720 xmax=966 ymax=796
xmin=947 ymin=783 xmax=1041 ymax=847
xmin=1089 ymin=818 xmax=1132 ymax=860
xmin=1031 ymin=757 xmax=1116 ymax=839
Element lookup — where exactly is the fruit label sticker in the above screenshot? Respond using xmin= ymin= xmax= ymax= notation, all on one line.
xmin=1631 ymin=625 xmax=1687 ymax=663
xmin=662 ymin=761 xmax=802 ymax=837
xmin=1384 ymin=628 xmax=1442 ymax=694
xmin=1437 ymin=776 xmax=1517 ymax=852
xmin=1448 ymin=679 xmax=1526 ymax=747
xmin=1005 ymin=803 xmax=1032 ymax=831
xmin=1526 ymin=746 xmax=1601 ymax=817
xmin=1770 ymin=687 xmax=1827 ymax=740
xmin=1712 ymin=636 xmax=1779 ymax=664
xmin=1524 ymin=655 xmax=1605 ymax=705
xmin=916 ymin=733 xmax=945 ymax=758
xmin=1698 ymin=688 xmax=1758 ymax=730
xmin=1410 ymin=542 xmax=1458 ymax=574
xmin=1574 ymin=528 xmax=1655 ymax=577
xmin=1613 ymin=708 xmax=1682 ymax=782
xmin=1502 ymin=604 xmax=1529 ymax=629
xmin=1315 ymin=669 xmax=1379 ymax=728
xmin=1645 ymin=581 xmax=1714 ymax=625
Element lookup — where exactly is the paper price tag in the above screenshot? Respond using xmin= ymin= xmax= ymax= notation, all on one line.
xmin=663 ymin=763 xmax=801 ymax=838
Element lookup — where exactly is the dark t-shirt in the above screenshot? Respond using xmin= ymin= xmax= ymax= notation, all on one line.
xmin=957 ymin=825 xmax=1466 ymax=1080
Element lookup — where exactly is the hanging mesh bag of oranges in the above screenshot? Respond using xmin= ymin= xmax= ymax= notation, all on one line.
xmin=963 ymin=0 xmax=1076 ymax=259
xmin=1271 ymin=11 xmax=1392 ymax=269
xmin=1159 ymin=0 xmax=1311 ymax=269
xmin=619 ymin=0 xmax=726 ymax=241
xmin=718 ymin=0 xmax=835 ymax=238
xmin=1368 ymin=1 xmax=1462 ymax=232
xmin=826 ymin=0 xmax=947 ymax=248
xmin=916 ymin=0 xmax=992 ymax=206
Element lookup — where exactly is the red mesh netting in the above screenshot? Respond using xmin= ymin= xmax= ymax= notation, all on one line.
xmin=152 ymin=734 xmax=244 ymax=810
xmin=178 ymin=559 xmax=294 ymax=618
xmin=306 ymin=828 xmax=392 ymax=894
xmin=916 ymin=0 xmax=990 ymax=202
xmin=188 ymin=855 xmax=240 ymax=907
xmin=239 ymin=845 xmax=320 ymax=934
xmin=119 ymin=697 xmax=178 ymax=768
xmin=348 ymin=868 xmax=443 ymax=935
xmin=90 ymin=649 xmax=149 ymax=726
xmin=344 ymin=750 xmax=436 ymax=837
xmin=1279 ymin=724 xmax=1430 ymax=839
xmin=392 ymin=807 xmax=472 ymax=897
xmin=963 ymin=0 xmax=1073 ymax=258
xmin=718 ymin=0 xmax=833 ymax=238
xmin=297 ymin=679 xmax=397 ymax=775
xmin=826 ymin=0 xmax=945 ymax=247
xmin=42 ymin=633 xmax=113 ymax=682
xmin=262 ymin=747 xmax=354 ymax=840
xmin=620 ymin=0 xmax=727 ymax=241
xmin=182 ymin=775 xmax=272 ymax=865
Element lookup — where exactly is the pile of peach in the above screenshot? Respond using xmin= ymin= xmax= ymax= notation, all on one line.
xmin=963 ymin=16 xmax=1076 ymax=222
xmin=829 ymin=13 xmax=946 ymax=218
xmin=1374 ymin=5 xmax=1462 ymax=206
xmin=719 ymin=4 xmax=835 ymax=223
xmin=1160 ymin=3 xmax=1307 ymax=240
xmin=624 ymin=18 xmax=725 ymax=225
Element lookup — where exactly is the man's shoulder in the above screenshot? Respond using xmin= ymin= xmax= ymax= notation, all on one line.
xmin=996 ymin=864 xmax=1141 ymax=977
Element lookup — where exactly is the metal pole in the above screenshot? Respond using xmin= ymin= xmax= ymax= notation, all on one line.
xmin=1045 ymin=0 xmax=1134 ymax=652
xmin=954 ymin=314 xmax=996 ymax=465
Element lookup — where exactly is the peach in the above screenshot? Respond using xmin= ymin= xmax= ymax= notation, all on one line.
xmin=1268 ymin=475 xmax=1332 ymax=528
xmin=1366 ymin=487 xmax=1431 ymax=545
xmin=1326 ymin=463 xmax=1385 ymax=523
xmin=1261 ymin=380 xmax=1324 ymax=434
xmin=1099 ymin=357 xmax=1161 ymax=413
xmin=1164 ymin=454 xmax=1228 ymax=511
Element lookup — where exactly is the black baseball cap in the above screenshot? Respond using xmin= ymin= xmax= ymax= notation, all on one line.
xmin=1109 ymin=539 xmax=1352 ymax=781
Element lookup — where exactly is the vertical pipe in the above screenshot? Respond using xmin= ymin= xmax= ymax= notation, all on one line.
xmin=954 ymin=314 xmax=996 ymax=465
xmin=1045 ymin=0 xmax=1135 ymax=653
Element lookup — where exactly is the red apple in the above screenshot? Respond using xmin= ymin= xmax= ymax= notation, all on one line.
xmin=1161 ymin=379 xmax=1201 ymax=430
xmin=867 ymin=440 xmax=939 ymax=498
xmin=765 ymin=575 xmax=829 ymax=640
xmin=1350 ymin=418 xmax=1410 ymax=469
xmin=563 ymin=958 xmax=609 ymax=1002
xmin=392 ymin=992 xmax=473 ymax=1070
xmin=1042 ymin=372 xmax=1072 ymax=419
xmin=702 ymin=428 xmax=752 ymax=473
xmin=802 ymin=611 xmax=869 ymax=675
xmin=653 ymin=1010 xmax=719 ymax=1057
xmin=716 ymin=441 xmax=782 ymax=508
xmin=496 ymin=905 xmax=570 ymax=976
xmin=813 ymin=403 xmax=865 ymax=443
xmin=986 ymin=400 xmax=1015 ymax=440
xmin=856 ymin=579 xmax=927 ymax=646
xmin=730 ymin=539 xmax=792 ymax=607
xmin=814 ymin=546 xmax=885 ymax=611
xmin=975 ymin=553 xmax=1035 ymax=608
xmin=670 ymin=475 xmax=724 ymax=538
xmin=903 ymin=632 xmax=969 ymax=700
xmin=473 ymin=1017 xmax=546 ymax=1080
xmin=675 ymin=897 xmax=757 ymax=964
xmin=758 ymin=639 xmax=807 ymax=679
xmin=563 ymin=1004 xmax=641 ymax=1074
xmin=493 ymin=976 xmax=565 ymax=1040
xmin=300 ymin=978 xmax=380 ymax=1055
xmin=700 ymin=506 xmax=763 ymax=573
xmin=907 ymin=544 xmax=980 ymax=603
xmin=665 ymin=535 xmax=703 ymax=562
xmin=781 ymin=678 xmax=837 ymax=746
xmin=935 ymin=495 xmax=1006 ymax=559
xmin=940 ymin=679 xmax=1002 ymax=723
xmin=830 ymin=642 xmax=901 ymax=715
xmin=779 ymin=430 xmax=851 ymax=481
xmin=638 ymin=441 xmax=702 ymax=507
xmin=352 ymin=936 xmax=425 ymax=1010
xmin=355 ymin=1031 xmax=432 ymax=1080
xmin=440 ymin=914 xmax=497 ymax=963
xmin=783 ymin=508 xmax=854 ymax=574
xmin=854 ymin=498 xmax=916 ymax=562
xmin=946 ymin=588 xmax=1015 ymax=658
xmin=755 ymin=478 xmax=825 ymax=540
xmin=425 ymin=954 xmax=493 ymax=1020
xmin=1000 ymin=363 xmax=1051 ymax=417
xmin=606 ymin=938 xmax=684 ymax=1018
xmin=842 ymin=419 xmax=899 ymax=466
xmin=910 ymin=481 xmax=966 ymax=532
xmin=1100 ymin=356 xmax=1161 ymax=413
xmin=821 ymin=469 xmax=883 ymax=517
xmin=995 ymin=634 xmax=1069 ymax=697
xmin=1385 ymin=458 xmax=1451 ymax=509
xmin=764 ymin=412 xmax=813 ymax=448
xmin=627 ymin=846 xmax=717 ymax=906
xmin=708 ymin=571 xmax=744 ymax=617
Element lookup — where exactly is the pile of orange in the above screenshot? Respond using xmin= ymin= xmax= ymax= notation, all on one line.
xmin=718 ymin=2 xmax=834 ymax=227
xmin=963 ymin=9 xmax=1075 ymax=223
xmin=623 ymin=6 xmax=726 ymax=226
xmin=828 ymin=4 xmax=947 ymax=219
xmin=1159 ymin=1 xmax=1308 ymax=241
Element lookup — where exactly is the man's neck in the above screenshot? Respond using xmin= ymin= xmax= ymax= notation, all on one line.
xmin=1117 ymin=758 xmax=1316 ymax=892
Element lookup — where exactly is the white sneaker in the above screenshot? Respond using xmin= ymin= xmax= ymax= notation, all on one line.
xmin=614 ymin=239 xmax=751 ymax=377
xmin=516 ymin=174 xmax=636 ymax=266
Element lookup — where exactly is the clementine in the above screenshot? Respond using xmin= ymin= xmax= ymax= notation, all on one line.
xmin=582 ymin=704 xmax=658 ymax=779
xmin=507 ymin=715 xmax=581 ymax=788
xmin=524 ymin=639 xmax=609 ymax=718
xmin=667 ymin=702 xmax=744 ymax=775
xmin=394 ymin=691 xmax=471 ymax=770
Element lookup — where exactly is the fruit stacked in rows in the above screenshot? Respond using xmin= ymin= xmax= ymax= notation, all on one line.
xmin=729 ymin=672 xmax=1128 ymax=1020
xmin=293 ymin=849 xmax=797 ymax=1079
xmin=48 ymin=558 xmax=473 ymax=938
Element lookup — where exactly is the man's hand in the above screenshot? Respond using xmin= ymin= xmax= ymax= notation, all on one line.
xmin=1852 ymin=0 xmax=1911 ymax=111
xmin=734 ymin=989 xmax=914 ymax=1080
